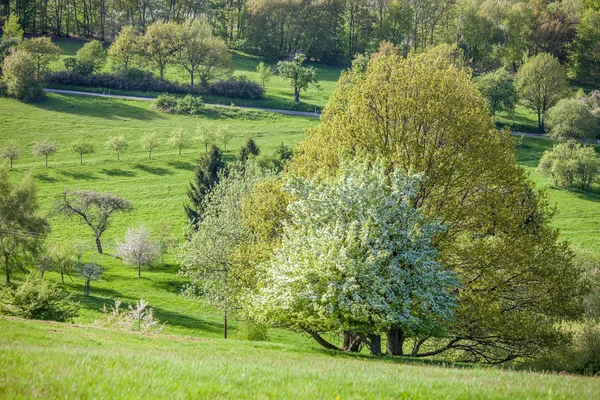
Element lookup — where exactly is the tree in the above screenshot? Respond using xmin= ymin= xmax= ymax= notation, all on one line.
xmin=256 ymin=61 xmax=273 ymax=89
xmin=108 ymin=25 xmax=138 ymax=72
xmin=117 ymin=226 xmax=160 ymax=277
xmin=0 ymin=171 xmax=50 ymax=284
xmin=2 ymin=13 xmax=23 ymax=44
xmin=288 ymin=52 xmax=582 ymax=361
xmin=153 ymin=222 xmax=176 ymax=263
xmin=178 ymin=161 xmax=274 ymax=339
xmin=538 ymin=141 xmax=600 ymax=191
xmin=251 ymin=159 xmax=458 ymax=356
xmin=70 ymin=138 xmax=95 ymax=164
xmin=140 ymin=133 xmax=158 ymax=158
xmin=0 ymin=141 xmax=21 ymax=170
xmin=571 ymin=10 xmax=600 ymax=85
xmin=185 ymin=145 xmax=226 ymax=228
xmin=239 ymin=137 xmax=260 ymax=163
xmin=168 ymin=129 xmax=189 ymax=156
xmin=1 ymin=49 xmax=43 ymax=101
xmin=106 ymin=135 xmax=128 ymax=161
xmin=68 ymin=40 xmax=106 ymax=75
xmin=34 ymin=248 xmax=54 ymax=279
xmin=20 ymin=37 xmax=61 ymax=80
xmin=175 ymin=20 xmax=233 ymax=86
xmin=56 ymin=189 xmax=133 ymax=254
xmin=515 ymin=53 xmax=569 ymax=133
xmin=143 ymin=21 xmax=178 ymax=80
xmin=218 ymin=128 xmax=233 ymax=151
xmin=32 ymin=138 xmax=59 ymax=167
xmin=196 ymin=124 xmax=216 ymax=152
xmin=475 ymin=69 xmax=518 ymax=115
xmin=52 ymin=244 xmax=76 ymax=283
xmin=78 ymin=262 xmax=103 ymax=296
xmin=547 ymin=99 xmax=600 ymax=141
xmin=277 ymin=53 xmax=319 ymax=102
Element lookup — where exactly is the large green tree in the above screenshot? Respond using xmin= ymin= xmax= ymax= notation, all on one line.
xmin=277 ymin=53 xmax=319 ymax=102
xmin=20 ymin=37 xmax=61 ymax=80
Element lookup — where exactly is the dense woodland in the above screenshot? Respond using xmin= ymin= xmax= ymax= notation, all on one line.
xmin=0 ymin=0 xmax=599 ymax=80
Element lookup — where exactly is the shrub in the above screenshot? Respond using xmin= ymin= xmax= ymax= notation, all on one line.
xmin=153 ymin=93 xmax=179 ymax=113
xmin=97 ymin=298 xmax=165 ymax=334
xmin=205 ymin=76 xmax=264 ymax=100
xmin=0 ymin=275 xmax=79 ymax=322
xmin=66 ymin=40 xmax=106 ymax=75
xmin=154 ymin=94 xmax=203 ymax=115
xmin=547 ymin=98 xmax=599 ymax=141
xmin=538 ymin=141 xmax=600 ymax=191
xmin=1 ymin=49 xmax=44 ymax=102
xmin=234 ymin=320 xmax=270 ymax=341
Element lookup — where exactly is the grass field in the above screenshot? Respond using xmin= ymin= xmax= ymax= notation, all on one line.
xmin=2 ymin=317 xmax=599 ymax=399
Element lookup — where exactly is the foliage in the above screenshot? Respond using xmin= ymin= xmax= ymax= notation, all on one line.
xmin=515 ymin=53 xmax=569 ymax=132
xmin=176 ymin=95 xmax=204 ymax=114
xmin=546 ymin=99 xmax=599 ymax=141
xmin=184 ymin=145 xmax=226 ymax=228
xmin=56 ymin=189 xmax=133 ymax=254
xmin=0 ymin=140 xmax=21 ymax=170
xmin=0 ymin=275 xmax=79 ymax=322
xmin=538 ymin=141 xmax=600 ymax=191
xmin=70 ymin=138 xmax=94 ymax=164
xmin=195 ymin=124 xmax=216 ymax=152
xmin=77 ymin=261 xmax=103 ymax=296
xmin=570 ymin=10 xmax=600 ymax=85
xmin=105 ymin=135 xmax=128 ymax=161
xmin=98 ymin=298 xmax=165 ymax=333
xmin=239 ymin=137 xmax=260 ymax=163
xmin=234 ymin=320 xmax=270 ymax=341
xmin=140 ymin=132 xmax=159 ymax=158
xmin=142 ymin=21 xmax=178 ymax=80
xmin=277 ymin=54 xmax=319 ymax=102
xmin=205 ymin=76 xmax=264 ymax=100
xmin=2 ymin=13 xmax=23 ymax=43
xmin=116 ymin=226 xmax=160 ymax=277
xmin=66 ymin=40 xmax=106 ymax=75
xmin=20 ymin=37 xmax=61 ymax=80
xmin=168 ymin=128 xmax=189 ymax=155
xmin=51 ymin=244 xmax=76 ymax=284
xmin=288 ymin=52 xmax=582 ymax=361
xmin=0 ymin=171 xmax=49 ymax=283
xmin=475 ymin=68 xmax=518 ymax=115
xmin=256 ymin=61 xmax=272 ymax=89
xmin=32 ymin=138 xmax=59 ymax=167
xmin=108 ymin=25 xmax=139 ymax=72
xmin=153 ymin=94 xmax=203 ymax=115
xmin=1 ymin=49 xmax=43 ymax=102
xmin=218 ymin=128 xmax=234 ymax=151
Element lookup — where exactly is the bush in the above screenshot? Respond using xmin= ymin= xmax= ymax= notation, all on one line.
xmin=538 ymin=141 xmax=600 ymax=191
xmin=1 ymin=49 xmax=44 ymax=102
xmin=65 ymin=40 xmax=106 ymax=75
xmin=547 ymin=98 xmax=600 ymax=140
xmin=153 ymin=94 xmax=203 ymax=114
xmin=234 ymin=320 xmax=270 ymax=341
xmin=204 ymin=76 xmax=264 ymax=100
xmin=96 ymin=298 xmax=165 ymax=334
xmin=153 ymin=93 xmax=179 ymax=113
xmin=0 ymin=275 xmax=79 ymax=322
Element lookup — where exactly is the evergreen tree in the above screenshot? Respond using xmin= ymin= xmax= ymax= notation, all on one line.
xmin=239 ymin=138 xmax=260 ymax=163
xmin=185 ymin=145 xmax=226 ymax=228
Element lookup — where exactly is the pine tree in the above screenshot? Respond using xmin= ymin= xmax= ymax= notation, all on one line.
xmin=239 ymin=138 xmax=260 ymax=163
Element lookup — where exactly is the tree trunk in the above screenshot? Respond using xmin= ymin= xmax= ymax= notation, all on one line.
xmin=5 ymin=265 xmax=10 ymax=284
xmin=537 ymin=111 xmax=543 ymax=133
xmin=307 ymin=330 xmax=342 ymax=351
xmin=368 ymin=333 xmax=381 ymax=356
xmin=9 ymin=158 xmax=12 ymax=170
xmin=45 ymin=155 xmax=48 ymax=167
xmin=80 ymin=153 xmax=83 ymax=165
xmin=117 ymin=153 xmax=120 ymax=161
xmin=138 ymin=263 xmax=141 ymax=278
xmin=343 ymin=331 xmax=362 ymax=352
xmin=386 ymin=328 xmax=404 ymax=356
xmin=95 ymin=236 xmax=103 ymax=254
xmin=61 ymin=272 xmax=64 ymax=283
xmin=224 ymin=310 xmax=228 ymax=339
xmin=294 ymin=88 xmax=300 ymax=102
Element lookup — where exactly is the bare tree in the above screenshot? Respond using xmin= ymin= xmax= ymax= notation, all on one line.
xmin=78 ymin=262 xmax=104 ymax=296
xmin=117 ymin=226 xmax=160 ymax=277
xmin=56 ymin=189 xmax=133 ymax=254
xmin=0 ymin=141 xmax=21 ymax=171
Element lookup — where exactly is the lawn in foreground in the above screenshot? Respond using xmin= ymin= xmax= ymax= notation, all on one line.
xmin=1 ymin=317 xmax=599 ymax=399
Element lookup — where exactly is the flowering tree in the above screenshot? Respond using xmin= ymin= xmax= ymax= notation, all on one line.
xmin=32 ymin=138 xmax=59 ymax=167
xmin=250 ymin=159 xmax=458 ymax=355
xmin=117 ymin=226 xmax=160 ymax=277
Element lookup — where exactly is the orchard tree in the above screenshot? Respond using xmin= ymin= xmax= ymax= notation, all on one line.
xmin=108 ymin=25 xmax=138 ymax=72
xmin=538 ymin=141 xmax=600 ymax=191
xmin=168 ymin=129 xmax=189 ymax=155
xmin=256 ymin=61 xmax=273 ymax=89
xmin=218 ymin=128 xmax=233 ymax=151
xmin=515 ymin=53 xmax=569 ymax=133
xmin=475 ymin=69 xmax=518 ymax=115
xmin=117 ymin=226 xmax=160 ymax=277
xmin=277 ymin=53 xmax=319 ymax=102
xmin=52 ymin=244 xmax=76 ymax=283
xmin=0 ymin=141 xmax=21 ymax=170
xmin=0 ymin=171 xmax=50 ymax=283
xmin=251 ymin=159 xmax=458 ymax=355
xmin=196 ymin=124 xmax=216 ymax=152
xmin=32 ymin=138 xmax=59 ymax=167
xmin=185 ymin=145 xmax=226 ymax=228
xmin=178 ymin=161 xmax=274 ymax=339
xmin=1 ymin=49 xmax=43 ymax=101
xmin=143 ymin=21 xmax=178 ymax=80
xmin=106 ymin=135 xmax=128 ymax=161
xmin=140 ymin=133 xmax=158 ymax=158
xmin=35 ymin=248 xmax=54 ymax=279
xmin=78 ymin=262 xmax=103 ymax=296
xmin=71 ymin=138 xmax=95 ymax=164
xmin=239 ymin=138 xmax=260 ymax=163
xmin=21 ymin=37 xmax=61 ymax=80
xmin=56 ymin=189 xmax=133 ymax=254
xmin=546 ymin=99 xmax=599 ymax=141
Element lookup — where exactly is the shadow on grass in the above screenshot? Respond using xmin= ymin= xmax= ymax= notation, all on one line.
xmin=59 ymin=170 xmax=99 ymax=180
xmin=167 ymin=161 xmax=194 ymax=171
xmin=101 ymin=168 xmax=136 ymax=177
xmin=134 ymin=164 xmax=173 ymax=176
xmin=36 ymin=173 xmax=59 ymax=183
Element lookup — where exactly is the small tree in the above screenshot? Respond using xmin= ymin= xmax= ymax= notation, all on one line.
xmin=538 ymin=141 xmax=600 ymax=191
xmin=218 ymin=128 xmax=233 ymax=151
xmin=117 ymin=226 xmax=160 ymax=277
xmin=196 ymin=124 xmax=216 ymax=152
xmin=106 ymin=135 xmax=128 ymax=161
xmin=153 ymin=222 xmax=176 ymax=263
xmin=21 ymin=37 xmax=61 ymax=80
xmin=515 ymin=53 xmax=569 ymax=132
xmin=1 ymin=49 xmax=43 ymax=101
xmin=53 ymin=244 xmax=76 ymax=283
xmin=34 ymin=249 xmax=54 ymax=279
xmin=256 ymin=61 xmax=273 ymax=89
xmin=108 ymin=25 xmax=138 ymax=72
xmin=71 ymin=138 xmax=95 ymax=164
xmin=78 ymin=262 xmax=104 ymax=296
xmin=547 ymin=99 xmax=600 ymax=141
xmin=239 ymin=137 xmax=260 ymax=162
xmin=277 ymin=53 xmax=319 ymax=102
xmin=32 ymin=138 xmax=59 ymax=167
xmin=168 ymin=129 xmax=189 ymax=156
xmin=0 ymin=141 xmax=21 ymax=170
xmin=56 ymin=189 xmax=133 ymax=254
xmin=475 ymin=69 xmax=518 ymax=115
xmin=140 ymin=133 xmax=159 ymax=158
xmin=2 ymin=13 xmax=23 ymax=44
xmin=68 ymin=40 xmax=106 ymax=75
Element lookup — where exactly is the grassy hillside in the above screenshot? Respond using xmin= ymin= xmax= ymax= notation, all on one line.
xmin=1 ymin=317 xmax=599 ymax=399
